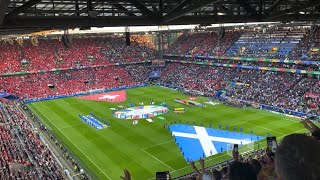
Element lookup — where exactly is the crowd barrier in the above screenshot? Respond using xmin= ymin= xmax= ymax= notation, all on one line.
xmin=24 ymin=84 xmax=148 ymax=103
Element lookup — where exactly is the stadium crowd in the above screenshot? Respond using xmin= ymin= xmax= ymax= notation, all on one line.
xmin=225 ymin=27 xmax=307 ymax=59
xmin=0 ymin=35 xmax=157 ymax=73
xmin=226 ymin=71 xmax=320 ymax=116
xmin=0 ymin=66 xmax=139 ymax=99
xmin=0 ymin=100 xmax=64 ymax=179
xmin=165 ymin=31 xmax=240 ymax=56
xmin=159 ymin=63 xmax=319 ymax=116
xmin=0 ymin=26 xmax=319 ymax=180
xmin=124 ymin=64 xmax=155 ymax=83
xmin=160 ymin=63 xmax=227 ymax=97
xmin=1 ymin=60 xmax=317 ymax=116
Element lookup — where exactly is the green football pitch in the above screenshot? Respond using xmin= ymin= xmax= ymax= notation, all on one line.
xmin=27 ymin=86 xmax=307 ymax=180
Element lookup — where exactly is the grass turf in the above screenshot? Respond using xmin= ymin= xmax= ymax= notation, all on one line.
xmin=27 ymin=86 xmax=307 ymax=180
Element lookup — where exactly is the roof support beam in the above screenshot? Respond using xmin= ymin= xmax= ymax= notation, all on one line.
xmin=218 ymin=5 xmax=232 ymax=15
xmin=75 ymin=0 xmax=80 ymax=16
xmin=5 ymin=0 xmax=42 ymax=18
xmin=264 ymin=1 xmax=320 ymax=20
xmin=0 ymin=0 xmax=10 ymax=24
xmin=87 ymin=0 xmax=93 ymax=11
xmin=163 ymin=0 xmax=222 ymax=23
xmin=166 ymin=0 xmax=192 ymax=15
xmin=113 ymin=3 xmax=136 ymax=16
xmin=2 ymin=14 xmax=319 ymax=29
xmin=265 ymin=0 xmax=284 ymax=14
xmin=127 ymin=0 xmax=155 ymax=16
xmin=237 ymin=0 xmax=257 ymax=15
xmin=158 ymin=0 xmax=163 ymax=15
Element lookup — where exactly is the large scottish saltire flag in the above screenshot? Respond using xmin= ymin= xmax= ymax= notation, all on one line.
xmin=169 ymin=124 xmax=265 ymax=161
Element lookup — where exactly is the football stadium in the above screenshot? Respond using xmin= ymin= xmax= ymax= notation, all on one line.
xmin=0 ymin=1 xmax=320 ymax=180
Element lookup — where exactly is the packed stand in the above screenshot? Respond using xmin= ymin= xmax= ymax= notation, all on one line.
xmin=124 ymin=64 xmax=154 ymax=83
xmin=289 ymin=28 xmax=320 ymax=60
xmin=165 ymin=31 xmax=240 ymax=56
xmin=101 ymin=36 xmax=157 ymax=63
xmin=0 ymin=40 xmax=22 ymax=73
xmin=159 ymin=63 xmax=319 ymax=116
xmin=0 ymin=35 xmax=157 ymax=74
xmin=0 ymin=66 xmax=139 ymax=99
xmin=304 ymin=79 xmax=320 ymax=116
xmin=226 ymin=70 xmax=320 ymax=116
xmin=225 ymin=27 xmax=307 ymax=58
xmin=0 ymin=100 xmax=64 ymax=179
xmin=160 ymin=63 xmax=227 ymax=97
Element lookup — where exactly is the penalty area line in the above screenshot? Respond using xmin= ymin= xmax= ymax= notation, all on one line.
xmin=32 ymin=105 xmax=112 ymax=180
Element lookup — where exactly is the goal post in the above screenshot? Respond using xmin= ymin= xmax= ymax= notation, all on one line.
xmin=227 ymin=139 xmax=255 ymax=156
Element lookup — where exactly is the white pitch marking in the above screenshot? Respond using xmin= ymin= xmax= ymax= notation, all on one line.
xmin=141 ymin=140 xmax=174 ymax=150
xmin=32 ymin=105 xmax=112 ymax=180
xmin=245 ymin=122 xmax=285 ymax=135
xmin=141 ymin=149 xmax=175 ymax=171
xmin=58 ymin=123 xmax=84 ymax=130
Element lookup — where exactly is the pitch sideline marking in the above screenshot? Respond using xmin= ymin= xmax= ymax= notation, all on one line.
xmin=58 ymin=123 xmax=84 ymax=130
xmin=245 ymin=122 xmax=285 ymax=135
xmin=141 ymin=140 xmax=174 ymax=150
xmin=32 ymin=105 xmax=112 ymax=180
xmin=140 ymin=148 xmax=175 ymax=171
xmin=59 ymin=99 xmax=72 ymax=106
xmin=246 ymin=108 xmax=300 ymax=123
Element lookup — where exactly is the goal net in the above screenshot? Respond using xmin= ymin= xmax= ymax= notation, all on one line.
xmin=227 ymin=139 xmax=255 ymax=156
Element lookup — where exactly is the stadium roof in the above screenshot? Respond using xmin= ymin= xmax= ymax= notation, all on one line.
xmin=0 ymin=0 xmax=320 ymax=35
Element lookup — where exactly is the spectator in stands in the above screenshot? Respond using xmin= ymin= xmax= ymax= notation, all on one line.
xmin=0 ymin=100 xmax=64 ymax=179
xmin=274 ymin=133 xmax=320 ymax=180
xmin=227 ymin=161 xmax=257 ymax=180
xmin=189 ymin=160 xmax=204 ymax=180
xmin=258 ymin=152 xmax=276 ymax=180
xmin=300 ymin=119 xmax=320 ymax=140
xmin=212 ymin=169 xmax=222 ymax=180
xmin=249 ymin=159 xmax=261 ymax=177
xmin=121 ymin=169 xmax=131 ymax=180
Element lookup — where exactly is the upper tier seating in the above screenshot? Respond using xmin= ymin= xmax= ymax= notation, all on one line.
xmin=0 ymin=36 xmax=157 ymax=73
xmin=165 ymin=31 xmax=240 ymax=56
xmin=225 ymin=27 xmax=307 ymax=58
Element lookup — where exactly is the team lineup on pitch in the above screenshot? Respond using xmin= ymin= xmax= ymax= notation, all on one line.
xmin=27 ymin=86 xmax=306 ymax=180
